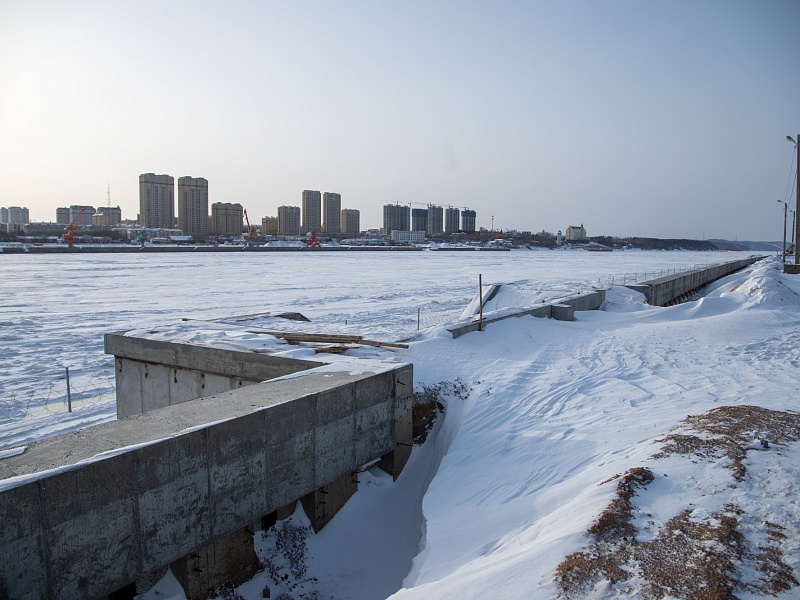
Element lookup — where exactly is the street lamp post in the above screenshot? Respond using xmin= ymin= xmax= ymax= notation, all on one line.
xmin=786 ymin=135 xmax=799 ymax=266
xmin=778 ymin=200 xmax=787 ymax=264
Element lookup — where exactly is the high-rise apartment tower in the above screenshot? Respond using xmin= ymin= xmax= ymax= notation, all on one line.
xmin=139 ymin=174 xmax=175 ymax=228
xmin=322 ymin=192 xmax=341 ymax=234
xmin=278 ymin=205 xmax=301 ymax=236
xmin=341 ymin=209 xmax=360 ymax=235
xmin=445 ymin=207 xmax=460 ymax=234
xmin=302 ymin=190 xmax=321 ymax=234
xmin=177 ymin=177 xmax=209 ymax=237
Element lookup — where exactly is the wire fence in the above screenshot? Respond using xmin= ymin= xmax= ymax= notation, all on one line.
xmin=0 ymin=367 xmax=116 ymax=422
xmin=596 ymin=263 xmax=720 ymax=287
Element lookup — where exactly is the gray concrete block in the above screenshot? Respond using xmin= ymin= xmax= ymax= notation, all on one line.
xmin=300 ymin=471 xmax=357 ymax=533
xmin=171 ymin=525 xmax=258 ymax=600
xmin=266 ymin=396 xmax=314 ymax=511
xmin=142 ymin=363 xmax=172 ymax=414
xmin=208 ymin=411 xmax=268 ymax=539
xmin=354 ymin=401 xmax=394 ymax=466
xmin=551 ymin=304 xmax=574 ymax=321
xmin=43 ymin=454 xmax=139 ymax=600
xmin=137 ymin=431 xmax=210 ymax=572
xmin=0 ymin=482 xmax=46 ymax=600
xmin=116 ymin=357 xmax=143 ymax=418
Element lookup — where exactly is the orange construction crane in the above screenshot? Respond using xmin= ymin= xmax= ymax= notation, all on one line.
xmin=243 ymin=209 xmax=257 ymax=246
xmin=62 ymin=207 xmax=86 ymax=248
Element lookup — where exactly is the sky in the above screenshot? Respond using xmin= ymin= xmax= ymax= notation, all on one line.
xmin=1 ymin=0 xmax=798 ymax=240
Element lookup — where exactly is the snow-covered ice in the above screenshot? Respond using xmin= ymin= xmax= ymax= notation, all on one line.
xmin=2 ymin=249 xmax=798 ymax=599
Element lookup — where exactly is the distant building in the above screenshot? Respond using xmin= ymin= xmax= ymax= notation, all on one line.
xmin=383 ymin=203 xmax=410 ymax=234
xmin=139 ymin=174 xmax=175 ymax=228
xmin=302 ymin=190 xmax=321 ymax=234
xmin=461 ymin=209 xmax=476 ymax=233
xmin=341 ymin=209 xmax=360 ymax=235
xmin=322 ymin=192 xmax=341 ymax=234
xmin=210 ymin=202 xmax=243 ymax=236
xmin=391 ymin=230 xmax=426 ymax=243
xmin=69 ymin=205 xmax=95 ymax=226
xmin=566 ymin=224 xmax=587 ymax=241
xmin=92 ymin=206 xmax=122 ymax=227
xmin=426 ymin=205 xmax=443 ymax=236
xmin=2 ymin=206 xmax=29 ymax=226
xmin=278 ymin=205 xmax=301 ymax=236
xmin=411 ymin=208 xmax=428 ymax=233
xmin=55 ymin=208 xmax=70 ymax=224
xmin=22 ymin=222 xmax=62 ymax=236
xmin=445 ymin=207 xmax=460 ymax=234
xmin=261 ymin=216 xmax=279 ymax=237
xmin=177 ymin=177 xmax=209 ymax=237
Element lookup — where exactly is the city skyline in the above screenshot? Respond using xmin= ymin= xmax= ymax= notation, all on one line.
xmin=1 ymin=1 xmax=798 ymax=241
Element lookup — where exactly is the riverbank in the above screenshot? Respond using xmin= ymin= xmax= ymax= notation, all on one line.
xmin=0 ymin=244 xmax=511 ymax=254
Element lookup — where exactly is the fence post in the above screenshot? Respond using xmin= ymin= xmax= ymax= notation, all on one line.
xmin=65 ymin=367 xmax=72 ymax=412
xmin=479 ymin=274 xmax=483 ymax=332
xmin=417 ymin=307 xmax=421 ymax=331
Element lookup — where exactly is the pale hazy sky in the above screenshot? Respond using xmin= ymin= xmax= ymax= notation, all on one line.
xmin=1 ymin=1 xmax=798 ymax=240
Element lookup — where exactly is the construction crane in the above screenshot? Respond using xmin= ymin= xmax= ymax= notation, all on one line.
xmin=306 ymin=229 xmax=321 ymax=247
xmin=243 ymin=209 xmax=257 ymax=246
xmin=62 ymin=207 xmax=86 ymax=248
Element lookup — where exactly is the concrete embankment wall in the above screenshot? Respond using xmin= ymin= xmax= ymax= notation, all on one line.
xmin=625 ymin=257 xmax=759 ymax=306
xmin=448 ymin=290 xmax=606 ymax=338
xmin=0 ymin=355 xmax=412 ymax=600
xmin=447 ymin=258 xmax=761 ymax=338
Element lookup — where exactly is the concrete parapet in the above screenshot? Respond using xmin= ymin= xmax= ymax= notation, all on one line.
xmin=0 ymin=355 xmax=412 ymax=599
xmin=560 ymin=290 xmax=606 ymax=312
xmin=106 ymin=333 xmax=320 ymax=419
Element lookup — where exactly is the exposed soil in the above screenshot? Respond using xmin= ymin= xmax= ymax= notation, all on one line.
xmin=556 ymin=406 xmax=800 ymax=599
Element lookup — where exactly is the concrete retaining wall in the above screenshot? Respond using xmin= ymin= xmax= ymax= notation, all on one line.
xmin=625 ymin=257 xmax=759 ymax=306
xmin=0 ymin=361 xmax=412 ymax=600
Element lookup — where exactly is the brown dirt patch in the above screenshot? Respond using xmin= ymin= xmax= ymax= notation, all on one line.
xmin=556 ymin=405 xmax=800 ymax=599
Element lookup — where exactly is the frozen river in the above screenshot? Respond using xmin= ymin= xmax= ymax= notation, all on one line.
xmin=0 ymin=248 xmax=761 ymax=426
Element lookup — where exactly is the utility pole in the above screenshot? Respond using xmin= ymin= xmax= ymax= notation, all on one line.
xmin=788 ymin=135 xmax=800 ymax=266
xmin=779 ymin=200 xmax=787 ymax=264
xmin=796 ymin=134 xmax=799 ymax=266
